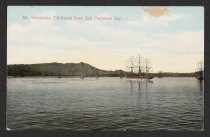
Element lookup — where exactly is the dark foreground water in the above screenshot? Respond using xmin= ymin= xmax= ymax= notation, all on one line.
xmin=7 ymin=77 xmax=204 ymax=131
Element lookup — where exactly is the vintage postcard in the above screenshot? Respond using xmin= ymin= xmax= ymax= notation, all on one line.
xmin=7 ymin=6 xmax=204 ymax=131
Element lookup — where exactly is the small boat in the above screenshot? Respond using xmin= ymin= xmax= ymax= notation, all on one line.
xmin=120 ymin=70 xmax=125 ymax=78
xmin=58 ymin=73 xmax=61 ymax=78
xmin=157 ymin=71 xmax=163 ymax=78
xmin=80 ymin=72 xmax=85 ymax=79
xmin=95 ymin=71 xmax=99 ymax=78
xmin=197 ymin=75 xmax=204 ymax=80
xmin=6 ymin=127 xmax=12 ymax=131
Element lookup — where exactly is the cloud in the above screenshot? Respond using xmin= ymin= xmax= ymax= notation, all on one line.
xmin=124 ymin=7 xmax=185 ymax=27
xmin=125 ymin=13 xmax=184 ymax=28
xmin=7 ymin=10 xmax=203 ymax=72
xmin=156 ymin=14 xmax=184 ymax=26
xmin=143 ymin=6 xmax=169 ymax=17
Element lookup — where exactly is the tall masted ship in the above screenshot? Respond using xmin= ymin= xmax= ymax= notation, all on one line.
xmin=195 ymin=61 xmax=204 ymax=81
xmin=126 ymin=54 xmax=154 ymax=79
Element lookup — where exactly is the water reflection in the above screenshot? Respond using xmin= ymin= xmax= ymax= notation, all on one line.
xmin=130 ymin=80 xmax=133 ymax=94
xmin=196 ymin=80 xmax=204 ymax=96
xmin=147 ymin=80 xmax=154 ymax=84
xmin=198 ymin=80 xmax=203 ymax=92
xmin=128 ymin=79 xmax=154 ymax=93
xmin=138 ymin=81 xmax=141 ymax=92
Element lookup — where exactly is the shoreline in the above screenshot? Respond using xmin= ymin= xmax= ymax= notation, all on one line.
xmin=7 ymin=76 xmax=196 ymax=78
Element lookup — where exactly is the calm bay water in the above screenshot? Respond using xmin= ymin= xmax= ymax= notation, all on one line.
xmin=7 ymin=77 xmax=204 ymax=131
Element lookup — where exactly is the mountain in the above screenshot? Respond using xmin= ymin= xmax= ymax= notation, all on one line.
xmin=7 ymin=62 xmax=125 ymax=77
xmin=152 ymin=72 xmax=195 ymax=77
xmin=7 ymin=62 xmax=195 ymax=77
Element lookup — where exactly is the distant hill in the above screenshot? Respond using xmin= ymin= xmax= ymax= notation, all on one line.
xmin=153 ymin=72 xmax=195 ymax=77
xmin=7 ymin=62 xmax=125 ymax=77
xmin=7 ymin=62 xmax=196 ymax=77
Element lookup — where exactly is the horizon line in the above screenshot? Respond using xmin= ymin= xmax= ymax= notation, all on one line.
xmin=7 ymin=62 xmax=197 ymax=74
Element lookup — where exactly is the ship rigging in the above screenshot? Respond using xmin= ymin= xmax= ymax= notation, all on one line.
xmin=126 ymin=54 xmax=154 ymax=79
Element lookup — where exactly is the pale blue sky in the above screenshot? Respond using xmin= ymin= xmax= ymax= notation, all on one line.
xmin=8 ymin=6 xmax=204 ymax=32
xmin=7 ymin=6 xmax=204 ymax=72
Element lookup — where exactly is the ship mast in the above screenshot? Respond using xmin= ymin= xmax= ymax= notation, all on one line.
xmin=138 ymin=54 xmax=141 ymax=77
xmin=145 ymin=58 xmax=152 ymax=76
xmin=145 ymin=58 xmax=148 ymax=75
xmin=126 ymin=56 xmax=135 ymax=76
xmin=131 ymin=56 xmax=134 ymax=75
xmin=197 ymin=61 xmax=204 ymax=76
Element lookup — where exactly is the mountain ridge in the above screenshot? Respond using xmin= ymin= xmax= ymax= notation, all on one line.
xmin=7 ymin=62 xmax=196 ymax=77
xmin=7 ymin=62 xmax=124 ymax=77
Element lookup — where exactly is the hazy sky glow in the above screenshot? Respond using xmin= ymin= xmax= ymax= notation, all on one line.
xmin=7 ymin=6 xmax=204 ymax=72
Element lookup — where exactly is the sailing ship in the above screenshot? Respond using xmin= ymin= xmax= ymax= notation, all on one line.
xmin=80 ymin=72 xmax=85 ymax=79
xmin=195 ymin=61 xmax=204 ymax=80
xmin=95 ymin=70 xmax=99 ymax=78
xmin=157 ymin=71 xmax=163 ymax=78
xmin=57 ymin=71 xmax=61 ymax=78
xmin=126 ymin=54 xmax=154 ymax=79
xmin=119 ymin=70 xmax=125 ymax=78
